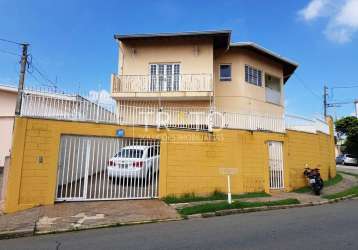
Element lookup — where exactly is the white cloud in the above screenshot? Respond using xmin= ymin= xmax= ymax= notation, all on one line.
xmin=87 ymin=89 xmax=116 ymax=108
xmin=299 ymin=0 xmax=329 ymax=20
xmin=299 ymin=0 xmax=358 ymax=44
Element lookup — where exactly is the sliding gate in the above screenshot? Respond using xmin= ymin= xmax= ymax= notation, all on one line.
xmin=55 ymin=135 xmax=160 ymax=201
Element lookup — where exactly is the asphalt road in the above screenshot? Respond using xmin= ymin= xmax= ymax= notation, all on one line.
xmin=1 ymin=199 xmax=358 ymax=250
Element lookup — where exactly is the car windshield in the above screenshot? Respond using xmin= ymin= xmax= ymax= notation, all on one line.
xmin=346 ymin=155 xmax=355 ymax=158
xmin=119 ymin=149 xmax=144 ymax=158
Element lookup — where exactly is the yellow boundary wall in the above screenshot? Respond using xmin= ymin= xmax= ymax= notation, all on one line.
xmin=3 ymin=117 xmax=336 ymax=213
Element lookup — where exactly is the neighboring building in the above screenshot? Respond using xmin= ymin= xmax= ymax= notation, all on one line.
xmin=0 ymin=85 xmax=17 ymax=167
xmin=0 ymin=84 xmax=115 ymax=167
xmin=111 ymin=30 xmax=298 ymax=118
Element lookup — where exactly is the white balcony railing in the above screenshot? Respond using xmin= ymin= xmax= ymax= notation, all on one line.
xmin=19 ymin=90 xmax=331 ymax=135
xmin=111 ymin=74 xmax=213 ymax=93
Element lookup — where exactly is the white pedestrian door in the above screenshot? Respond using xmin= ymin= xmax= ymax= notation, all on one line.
xmin=268 ymin=141 xmax=284 ymax=189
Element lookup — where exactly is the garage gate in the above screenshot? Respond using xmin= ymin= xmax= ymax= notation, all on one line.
xmin=55 ymin=135 xmax=160 ymax=201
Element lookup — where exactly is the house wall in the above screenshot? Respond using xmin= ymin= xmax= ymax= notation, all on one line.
xmin=119 ymin=38 xmax=214 ymax=76
xmin=0 ymin=90 xmax=17 ymax=166
xmin=214 ymin=48 xmax=284 ymax=116
xmin=4 ymin=117 xmax=335 ymax=213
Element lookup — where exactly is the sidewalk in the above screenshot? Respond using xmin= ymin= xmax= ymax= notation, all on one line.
xmin=0 ymin=200 xmax=181 ymax=239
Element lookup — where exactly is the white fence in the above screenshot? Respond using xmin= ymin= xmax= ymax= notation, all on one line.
xmin=285 ymin=114 xmax=330 ymax=134
xmin=19 ymin=91 xmax=330 ymax=135
xmin=21 ymin=91 xmax=117 ymax=124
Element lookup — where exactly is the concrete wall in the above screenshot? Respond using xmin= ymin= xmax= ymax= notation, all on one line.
xmin=4 ymin=117 xmax=335 ymax=213
xmin=0 ymin=90 xmax=17 ymax=167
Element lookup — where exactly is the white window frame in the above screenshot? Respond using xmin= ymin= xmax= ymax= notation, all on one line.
xmin=149 ymin=63 xmax=180 ymax=91
xmin=245 ymin=64 xmax=262 ymax=87
xmin=219 ymin=64 xmax=232 ymax=81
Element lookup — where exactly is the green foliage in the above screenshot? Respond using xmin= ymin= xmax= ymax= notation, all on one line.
xmin=323 ymin=186 xmax=358 ymax=200
xmin=335 ymin=116 xmax=358 ymax=156
xmin=179 ymin=199 xmax=300 ymax=215
xmin=162 ymin=191 xmax=270 ymax=204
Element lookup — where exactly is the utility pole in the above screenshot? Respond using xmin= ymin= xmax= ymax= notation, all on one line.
xmin=323 ymin=85 xmax=328 ymax=117
xmin=15 ymin=43 xmax=29 ymax=115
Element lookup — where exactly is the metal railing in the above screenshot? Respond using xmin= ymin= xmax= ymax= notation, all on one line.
xmin=111 ymin=74 xmax=213 ymax=93
xmin=20 ymin=92 xmax=117 ymax=124
xmin=19 ymin=90 xmax=331 ymax=135
xmin=285 ymin=114 xmax=330 ymax=134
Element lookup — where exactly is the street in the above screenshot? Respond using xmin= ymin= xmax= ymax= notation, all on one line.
xmin=1 ymin=199 xmax=357 ymax=250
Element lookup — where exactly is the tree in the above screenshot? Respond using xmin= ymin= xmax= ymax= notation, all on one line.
xmin=335 ymin=116 xmax=358 ymax=156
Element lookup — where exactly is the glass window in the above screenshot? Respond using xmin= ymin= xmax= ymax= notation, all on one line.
xmin=245 ymin=65 xmax=262 ymax=86
xmin=120 ymin=149 xmax=144 ymax=158
xmin=220 ymin=64 xmax=231 ymax=81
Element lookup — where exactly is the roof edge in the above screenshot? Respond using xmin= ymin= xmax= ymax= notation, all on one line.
xmin=114 ymin=29 xmax=232 ymax=40
xmin=230 ymin=42 xmax=299 ymax=67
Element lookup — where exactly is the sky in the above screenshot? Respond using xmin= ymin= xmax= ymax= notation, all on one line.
xmin=0 ymin=0 xmax=357 ymax=118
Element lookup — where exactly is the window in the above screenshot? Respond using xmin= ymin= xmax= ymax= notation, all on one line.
xmin=220 ymin=64 xmax=231 ymax=81
xmin=149 ymin=63 xmax=180 ymax=91
xmin=245 ymin=65 xmax=262 ymax=86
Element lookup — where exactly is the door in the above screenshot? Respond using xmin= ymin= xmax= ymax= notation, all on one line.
xmin=149 ymin=64 xmax=180 ymax=91
xmin=268 ymin=141 xmax=284 ymax=189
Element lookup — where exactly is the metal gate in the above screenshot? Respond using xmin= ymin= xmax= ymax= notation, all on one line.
xmin=268 ymin=141 xmax=284 ymax=189
xmin=55 ymin=135 xmax=160 ymax=201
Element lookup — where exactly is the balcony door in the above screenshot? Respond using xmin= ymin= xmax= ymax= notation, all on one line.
xmin=150 ymin=63 xmax=180 ymax=92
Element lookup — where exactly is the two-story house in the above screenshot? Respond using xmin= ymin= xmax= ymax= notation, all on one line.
xmin=111 ymin=30 xmax=297 ymax=129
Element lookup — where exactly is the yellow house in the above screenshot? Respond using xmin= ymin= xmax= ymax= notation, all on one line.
xmin=111 ymin=30 xmax=297 ymax=117
xmin=2 ymin=30 xmax=336 ymax=214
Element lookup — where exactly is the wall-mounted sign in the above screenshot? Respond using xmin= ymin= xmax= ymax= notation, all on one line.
xmin=116 ymin=129 xmax=125 ymax=137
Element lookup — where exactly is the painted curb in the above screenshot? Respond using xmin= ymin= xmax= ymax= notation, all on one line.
xmin=185 ymin=195 xmax=357 ymax=219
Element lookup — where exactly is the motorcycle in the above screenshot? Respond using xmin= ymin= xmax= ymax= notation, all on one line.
xmin=303 ymin=167 xmax=324 ymax=195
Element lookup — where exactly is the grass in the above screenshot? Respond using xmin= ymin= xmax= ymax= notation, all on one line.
xmin=293 ymin=173 xmax=343 ymax=193
xmin=162 ymin=191 xmax=270 ymax=204
xmin=178 ymin=198 xmax=300 ymax=216
xmin=322 ymin=186 xmax=358 ymax=200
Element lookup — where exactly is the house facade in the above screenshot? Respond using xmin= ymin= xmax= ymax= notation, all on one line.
xmin=111 ymin=30 xmax=297 ymax=118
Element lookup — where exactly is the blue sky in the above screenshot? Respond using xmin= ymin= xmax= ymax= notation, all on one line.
xmin=0 ymin=0 xmax=357 ymax=118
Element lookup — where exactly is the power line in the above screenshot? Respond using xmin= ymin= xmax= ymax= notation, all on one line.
xmin=0 ymin=37 xmax=24 ymax=46
xmin=27 ymin=58 xmax=57 ymax=88
xmin=0 ymin=48 xmax=20 ymax=56
xmin=331 ymin=85 xmax=358 ymax=89
xmin=293 ymin=74 xmax=322 ymax=99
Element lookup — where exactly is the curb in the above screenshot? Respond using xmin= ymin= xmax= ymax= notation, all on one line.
xmin=0 ymin=229 xmax=34 ymax=240
xmin=34 ymin=217 xmax=183 ymax=236
xmin=185 ymin=195 xmax=357 ymax=219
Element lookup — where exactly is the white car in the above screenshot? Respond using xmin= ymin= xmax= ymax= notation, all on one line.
xmin=342 ymin=154 xmax=357 ymax=166
xmin=107 ymin=145 xmax=160 ymax=179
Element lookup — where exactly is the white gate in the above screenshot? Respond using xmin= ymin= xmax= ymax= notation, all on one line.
xmin=268 ymin=141 xmax=284 ymax=189
xmin=55 ymin=135 xmax=160 ymax=201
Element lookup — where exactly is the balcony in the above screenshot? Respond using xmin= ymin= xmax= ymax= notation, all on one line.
xmin=111 ymin=74 xmax=213 ymax=100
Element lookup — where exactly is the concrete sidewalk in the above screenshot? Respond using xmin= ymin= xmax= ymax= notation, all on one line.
xmin=0 ymin=200 xmax=181 ymax=239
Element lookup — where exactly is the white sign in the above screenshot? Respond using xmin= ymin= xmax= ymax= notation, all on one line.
xmin=219 ymin=167 xmax=238 ymax=175
xmin=219 ymin=167 xmax=238 ymax=204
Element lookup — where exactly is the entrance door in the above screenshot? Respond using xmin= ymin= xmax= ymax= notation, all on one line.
xmin=268 ymin=141 xmax=284 ymax=189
